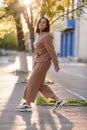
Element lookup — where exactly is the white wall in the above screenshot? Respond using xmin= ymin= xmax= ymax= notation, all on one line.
xmin=79 ymin=18 xmax=87 ymax=60
xmin=53 ymin=31 xmax=61 ymax=55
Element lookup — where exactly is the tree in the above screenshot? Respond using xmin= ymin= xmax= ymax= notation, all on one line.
xmin=3 ymin=0 xmax=84 ymax=72
xmin=19 ymin=0 xmax=68 ymax=52
xmin=3 ymin=0 xmax=28 ymax=72
xmin=0 ymin=6 xmax=16 ymax=38
xmin=3 ymin=0 xmax=71 ymax=71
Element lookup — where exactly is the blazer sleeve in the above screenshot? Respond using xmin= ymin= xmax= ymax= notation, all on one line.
xmin=44 ymin=33 xmax=59 ymax=68
xmin=33 ymin=50 xmax=36 ymax=69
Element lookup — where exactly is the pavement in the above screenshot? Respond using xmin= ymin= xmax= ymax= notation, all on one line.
xmin=0 ymin=51 xmax=87 ymax=130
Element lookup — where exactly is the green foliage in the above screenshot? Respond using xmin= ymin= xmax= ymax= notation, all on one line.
xmin=65 ymin=99 xmax=87 ymax=106
xmin=0 ymin=6 xmax=5 ymax=18
xmin=36 ymin=96 xmax=47 ymax=105
xmin=41 ymin=0 xmax=71 ymax=21
xmin=63 ymin=0 xmax=70 ymax=7
xmin=56 ymin=5 xmax=65 ymax=12
xmin=0 ymin=38 xmax=3 ymax=48
xmin=0 ymin=32 xmax=18 ymax=50
xmin=4 ymin=0 xmax=21 ymax=18
xmin=36 ymin=97 xmax=87 ymax=106
xmin=0 ymin=6 xmax=16 ymax=39
xmin=36 ymin=96 xmax=54 ymax=105
xmin=42 ymin=6 xmax=53 ymax=17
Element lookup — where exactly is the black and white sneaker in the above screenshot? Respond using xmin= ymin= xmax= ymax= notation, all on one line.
xmin=17 ymin=103 xmax=32 ymax=112
xmin=52 ymin=99 xmax=64 ymax=111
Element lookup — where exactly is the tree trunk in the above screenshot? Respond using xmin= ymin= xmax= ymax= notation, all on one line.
xmin=17 ymin=51 xmax=28 ymax=72
xmin=22 ymin=5 xmax=35 ymax=53
xmin=30 ymin=26 xmax=34 ymax=53
xmin=14 ymin=14 xmax=28 ymax=72
xmin=15 ymin=15 xmax=25 ymax=51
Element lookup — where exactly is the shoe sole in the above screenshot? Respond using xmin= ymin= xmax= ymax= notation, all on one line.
xmin=17 ymin=108 xmax=32 ymax=112
xmin=53 ymin=101 xmax=64 ymax=111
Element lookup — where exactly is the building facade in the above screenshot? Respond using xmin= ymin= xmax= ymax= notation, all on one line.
xmin=53 ymin=0 xmax=87 ymax=62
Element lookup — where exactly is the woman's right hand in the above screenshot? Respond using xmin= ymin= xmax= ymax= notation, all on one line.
xmin=55 ymin=65 xmax=60 ymax=72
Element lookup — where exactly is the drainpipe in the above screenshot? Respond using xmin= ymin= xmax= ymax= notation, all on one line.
xmin=75 ymin=18 xmax=80 ymax=59
xmin=74 ymin=1 xmax=81 ymax=61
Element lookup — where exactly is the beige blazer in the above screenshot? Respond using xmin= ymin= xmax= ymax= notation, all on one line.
xmin=33 ymin=32 xmax=59 ymax=68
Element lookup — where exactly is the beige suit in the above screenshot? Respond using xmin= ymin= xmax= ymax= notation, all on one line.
xmin=23 ymin=32 xmax=59 ymax=104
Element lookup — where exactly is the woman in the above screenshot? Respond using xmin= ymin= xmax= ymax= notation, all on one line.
xmin=17 ymin=17 xmax=64 ymax=112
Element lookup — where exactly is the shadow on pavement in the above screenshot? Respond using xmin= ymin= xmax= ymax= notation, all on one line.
xmin=53 ymin=112 xmax=74 ymax=130
xmin=0 ymin=71 xmax=37 ymax=130
xmin=17 ymin=112 xmax=38 ymax=130
xmin=0 ymin=69 xmax=74 ymax=130
xmin=35 ymin=106 xmax=74 ymax=130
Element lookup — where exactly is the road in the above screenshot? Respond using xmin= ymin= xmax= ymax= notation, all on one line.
xmin=47 ymin=62 xmax=87 ymax=101
xmin=0 ymin=55 xmax=87 ymax=101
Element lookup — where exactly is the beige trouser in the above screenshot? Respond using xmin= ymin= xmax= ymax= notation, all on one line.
xmin=23 ymin=61 xmax=56 ymax=104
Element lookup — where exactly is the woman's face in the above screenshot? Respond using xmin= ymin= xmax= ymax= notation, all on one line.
xmin=38 ymin=18 xmax=47 ymax=32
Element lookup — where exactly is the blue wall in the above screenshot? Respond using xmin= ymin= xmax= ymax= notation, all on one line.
xmin=60 ymin=31 xmax=74 ymax=57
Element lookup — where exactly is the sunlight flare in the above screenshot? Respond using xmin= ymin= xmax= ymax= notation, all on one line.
xmin=0 ymin=0 xmax=3 ymax=6
xmin=23 ymin=0 xmax=32 ymax=5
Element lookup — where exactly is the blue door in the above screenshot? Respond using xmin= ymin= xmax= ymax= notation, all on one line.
xmin=60 ymin=31 xmax=74 ymax=57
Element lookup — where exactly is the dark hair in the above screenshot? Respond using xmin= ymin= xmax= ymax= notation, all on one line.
xmin=36 ymin=17 xmax=50 ymax=33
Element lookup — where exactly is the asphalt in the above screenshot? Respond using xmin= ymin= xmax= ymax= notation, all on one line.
xmin=0 ymin=51 xmax=87 ymax=130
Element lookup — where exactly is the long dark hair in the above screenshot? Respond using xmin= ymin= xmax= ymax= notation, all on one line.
xmin=36 ymin=17 xmax=50 ymax=33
